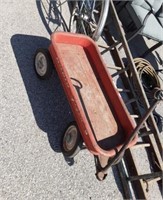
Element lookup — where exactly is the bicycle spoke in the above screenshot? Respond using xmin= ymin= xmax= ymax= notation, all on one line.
xmin=69 ymin=0 xmax=109 ymax=40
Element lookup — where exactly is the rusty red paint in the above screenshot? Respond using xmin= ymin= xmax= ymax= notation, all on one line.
xmin=49 ymin=32 xmax=138 ymax=157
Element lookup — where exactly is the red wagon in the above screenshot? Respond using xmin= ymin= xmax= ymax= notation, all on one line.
xmin=34 ymin=32 xmax=138 ymax=180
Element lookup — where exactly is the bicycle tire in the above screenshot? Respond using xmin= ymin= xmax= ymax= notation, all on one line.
xmin=69 ymin=0 xmax=110 ymax=41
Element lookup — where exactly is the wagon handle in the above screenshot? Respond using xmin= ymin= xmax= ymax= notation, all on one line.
xmin=96 ymin=88 xmax=163 ymax=179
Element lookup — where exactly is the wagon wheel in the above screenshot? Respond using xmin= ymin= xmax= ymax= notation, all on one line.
xmin=34 ymin=48 xmax=53 ymax=79
xmin=61 ymin=122 xmax=83 ymax=158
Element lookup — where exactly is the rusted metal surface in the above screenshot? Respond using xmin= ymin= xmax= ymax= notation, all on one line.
xmin=102 ymin=0 xmax=163 ymax=199
xmin=116 ymin=161 xmax=132 ymax=199
xmin=94 ymin=99 xmax=160 ymax=184
xmin=128 ymin=171 xmax=162 ymax=182
xmin=109 ymin=0 xmax=162 ymax=156
xmin=58 ymin=43 xmax=119 ymax=142
xmin=124 ymin=151 xmax=148 ymax=199
xmin=49 ymin=32 xmax=138 ymax=161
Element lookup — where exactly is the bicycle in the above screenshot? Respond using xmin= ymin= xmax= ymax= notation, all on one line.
xmin=69 ymin=0 xmax=110 ymax=41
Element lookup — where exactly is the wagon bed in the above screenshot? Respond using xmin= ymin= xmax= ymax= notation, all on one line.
xmin=48 ymin=32 xmax=137 ymax=156
xmin=57 ymin=43 xmax=124 ymax=148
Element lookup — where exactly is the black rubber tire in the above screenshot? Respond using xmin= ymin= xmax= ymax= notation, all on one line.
xmin=69 ymin=0 xmax=110 ymax=41
xmin=61 ymin=122 xmax=83 ymax=158
xmin=34 ymin=48 xmax=53 ymax=79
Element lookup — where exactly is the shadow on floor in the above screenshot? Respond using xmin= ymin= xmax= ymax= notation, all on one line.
xmin=128 ymin=35 xmax=162 ymax=71
xmin=106 ymin=15 xmax=161 ymax=71
xmin=36 ymin=0 xmax=72 ymax=35
xmin=11 ymin=34 xmax=74 ymax=155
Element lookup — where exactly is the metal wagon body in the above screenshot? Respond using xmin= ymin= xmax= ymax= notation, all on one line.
xmin=48 ymin=32 xmax=138 ymax=158
xmin=34 ymin=32 xmax=159 ymax=180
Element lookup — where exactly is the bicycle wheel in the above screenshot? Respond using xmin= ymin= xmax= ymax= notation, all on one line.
xmin=36 ymin=0 xmax=67 ymax=35
xmin=69 ymin=0 xmax=110 ymax=41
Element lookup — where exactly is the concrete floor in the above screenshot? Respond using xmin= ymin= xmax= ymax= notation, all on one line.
xmin=1 ymin=1 xmax=123 ymax=200
xmin=1 ymin=1 xmax=162 ymax=200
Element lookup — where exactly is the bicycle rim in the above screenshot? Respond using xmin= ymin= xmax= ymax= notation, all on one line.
xmin=69 ymin=0 xmax=110 ymax=41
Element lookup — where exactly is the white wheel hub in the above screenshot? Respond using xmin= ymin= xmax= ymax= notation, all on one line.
xmin=35 ymin=52 xmax=47 ymax=76
xmin=63 ymin=125 xmax=78 ymax=151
